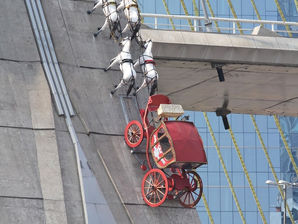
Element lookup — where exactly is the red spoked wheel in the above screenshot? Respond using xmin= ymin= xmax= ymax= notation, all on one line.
xmin=178 ymin=171 xmax=203 ymax=208
xmin=142 ymin=169 xmax=169 ymax=207
xmin=124 ymin=120 xmax=144 ymax=148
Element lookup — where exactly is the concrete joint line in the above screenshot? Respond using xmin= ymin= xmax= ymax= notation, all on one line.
xmin=0 ymin=125 xmax=55 ymax=132
xmin=167 ymin=75 xmax=217 ymax=96
xmin=265 ymin=96 xmax=298 ymax=110
xmin=0 ymin=57 xmax=40 ymax=64
xmin=0 ymin=195 xmax=43 ymax=201
xmin=88 ymin=131 xmax=124 ymax=137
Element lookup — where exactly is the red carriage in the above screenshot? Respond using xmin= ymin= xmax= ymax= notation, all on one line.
xmin=124 ymin=94 xmax=207 ymax=208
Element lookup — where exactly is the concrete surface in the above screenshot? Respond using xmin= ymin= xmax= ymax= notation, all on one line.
xmin=0 ymin=0 xmax=79 ymax=223
xmin=4 ymin=0 xmax=298 ymax=223
xmin=140 ymin=29 xmax=298 ymax=116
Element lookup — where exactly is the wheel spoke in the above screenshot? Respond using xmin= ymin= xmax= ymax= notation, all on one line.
xmin=156 ymin=188 xmax=165 ymax=196
xmin=156 ymin=190 xmax=161 ymax=202
xmin=155 ymin=173 xmax=161 ymax=186
xmin=148 ymin=191 xmax=154 ymax=202
xmin=146 ymin=189 xmax=154 ymax=197
xmin=190 ymin=192 xmax=196 ymax=201
xmin=182 ymin=192 xmax=187 ymax=204
xmin=157 ymin=179 xmax=165 ymax=187
xmin=145 ymin=179 xmax=153 ymax=186
xmin=193 ymin=191 xmax=199 ymax=196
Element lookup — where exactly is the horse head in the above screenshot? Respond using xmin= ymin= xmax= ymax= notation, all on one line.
xmin=143 ymin=39 xmax=153 ymax=56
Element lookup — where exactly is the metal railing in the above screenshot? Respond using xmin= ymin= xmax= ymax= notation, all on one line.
xmin=141 ymin=13 xmax=298 ymax=35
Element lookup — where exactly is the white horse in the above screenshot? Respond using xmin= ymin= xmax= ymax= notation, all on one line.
xmin=87 ymin=0 xmax=121 ymax=38
xmin=105 ymin=37 xmax=137 ymax=95
xmin=117 ymin=0 xmax=141 ymax=35
xmin=134 ymin=39 xmax=158 ymax=96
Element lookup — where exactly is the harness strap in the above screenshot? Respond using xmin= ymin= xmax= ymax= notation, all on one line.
xmin=103 ymin=1 xmax=117 ymax=7
xmin=125 ymin=4 xmax=139 ymax=10
xmin=121 ymin=59 xmax=133 ymax=64
xmin=102 ymin=1 xmax=118 ymax=18
xmin=144 ymin=60 xmax=156 ymax=65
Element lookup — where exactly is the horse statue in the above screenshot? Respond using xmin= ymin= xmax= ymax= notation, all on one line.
xmin=134 ymin=39 xmax=158 ymax=96
xmin=104 ymin=37 xmax=137 ymax=96
xmin=87 ymin=0 xmax=121 ymax=39
xmin=117 ymin=0 xmax=141 ymax=38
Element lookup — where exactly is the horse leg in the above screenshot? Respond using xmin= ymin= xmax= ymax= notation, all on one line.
xmin=94 ymin=19 xmax=108 ymax=37
xmin=105 ymin=55 xmax=120 ymax=71
xmin=126 ymin=78 xmax=135 ymax=96
xmin=111 ymin=80 xmax=124 ymax=95
xmin=87 ymin=1 xmax=102 ymax=14
xmin=150 ymin=79 xmax=158 ymax=96
xmin=134 ymin=79 xmax=147 ymax=95
xmin=121 ymin=24 xmax=129 ymax=34
xmin=117 ymin=1 xmax=125 ymax=11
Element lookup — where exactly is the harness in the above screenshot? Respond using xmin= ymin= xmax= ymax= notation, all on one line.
xmin=102 ymin=0 xmax=121 ymax=40
xmin=121 ymin=58 xmax=135 ymax=83
xmin=138 ymin=55 xmax=157 ymax=76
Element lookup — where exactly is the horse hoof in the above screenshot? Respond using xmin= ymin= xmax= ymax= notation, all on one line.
xmin=104 ymin=68 xmax=108 ymax=72
xmin=110 ymin=91 xmax=115 ymax=95
xmin=133 ymin=92 xmax=136 ymax=96
xmin=114 ymin=85 xmax=118 ymax=88
xmin=87 ymin=10 xmax=92 ymax=15
xmin=97 ymin=27 xmax=102 ymax=31
xmin=93 ymin=33 xmax=98 ymax=37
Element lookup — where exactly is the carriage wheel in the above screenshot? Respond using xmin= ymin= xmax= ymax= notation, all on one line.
xmin=178 ymin=171 xmax=203 ymax=208
xmin=142 ymin=169 xmax=168 ymax=207
xmin=124 ymin=120 xmax=144 ymax=148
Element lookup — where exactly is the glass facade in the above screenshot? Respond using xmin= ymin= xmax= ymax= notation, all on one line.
xmin=277 ymin=0 xmax=298 ymax=37
xmin=139 ymin=0 xmax=297 ymax=36
xmin=184 ymin=112 xmax=297 ymax=224
xmin=138 ymin=0 xmax=298 ymax=223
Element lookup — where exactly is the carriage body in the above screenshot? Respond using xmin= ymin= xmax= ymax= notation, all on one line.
xmin=124 ymin=94 xmax=207 ymax=208
xmin=150 ymin=120 xmax=207 ymax=170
